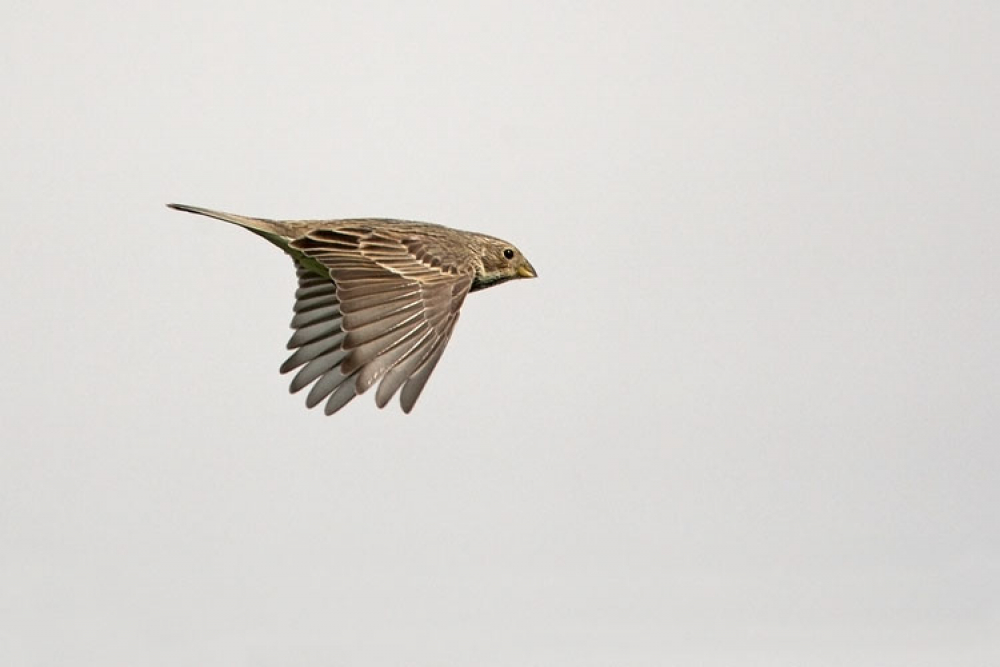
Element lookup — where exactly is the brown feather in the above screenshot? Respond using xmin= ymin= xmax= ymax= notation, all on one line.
xmin=168 ymin=204 xmax=535 ymax=414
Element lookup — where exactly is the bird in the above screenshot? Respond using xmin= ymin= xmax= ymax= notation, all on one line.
xmin=167 ymin=203 xmax=537 ymax=415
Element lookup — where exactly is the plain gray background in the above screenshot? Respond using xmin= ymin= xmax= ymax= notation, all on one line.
xmin=2 ymin=2 xmax=997 ymax=665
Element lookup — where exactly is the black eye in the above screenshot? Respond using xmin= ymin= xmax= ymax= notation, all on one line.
xmin=503 ymin=248 xmax=515 ymax=260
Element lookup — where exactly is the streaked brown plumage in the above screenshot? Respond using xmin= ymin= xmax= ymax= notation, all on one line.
xmin=167 ymin=203 xmax=537 ymax=414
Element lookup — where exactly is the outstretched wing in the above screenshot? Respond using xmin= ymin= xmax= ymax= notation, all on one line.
xmin=281 ymin=225 xmax=474 ymax=414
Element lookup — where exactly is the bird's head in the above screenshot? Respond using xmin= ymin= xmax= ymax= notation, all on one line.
xmin=471 ymin=236 xmax=537 ymax=292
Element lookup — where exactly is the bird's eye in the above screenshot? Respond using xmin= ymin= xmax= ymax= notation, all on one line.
xmin=503 ymin=248 xmax=515 ymax=260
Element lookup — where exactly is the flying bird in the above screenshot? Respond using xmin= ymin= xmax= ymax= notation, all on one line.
xmin=167 ymin=204 xmax=537 ymax=415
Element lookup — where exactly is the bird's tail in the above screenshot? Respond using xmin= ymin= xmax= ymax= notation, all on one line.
xmin=166 ymin=203 xmax=282 ymax=234
xmin=166 ymin=203 xmax=294 ymax=249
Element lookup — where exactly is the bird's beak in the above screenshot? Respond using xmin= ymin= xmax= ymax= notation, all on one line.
xmin=517 ymin=262 xmax=537 ymax=279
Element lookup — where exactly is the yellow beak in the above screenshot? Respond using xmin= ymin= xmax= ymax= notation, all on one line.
xmin=517 ymin=263 xmax=537 ymax=279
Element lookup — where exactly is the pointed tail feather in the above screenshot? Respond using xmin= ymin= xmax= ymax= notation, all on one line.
xmin=166 ymin=203 xmax=285 ymax=235
xmin=166 ymin=203 xmax=302 ymax=256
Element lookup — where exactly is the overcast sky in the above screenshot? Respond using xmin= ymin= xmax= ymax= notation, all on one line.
xmin=2 ymin=2 xmax=998 ymax=665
